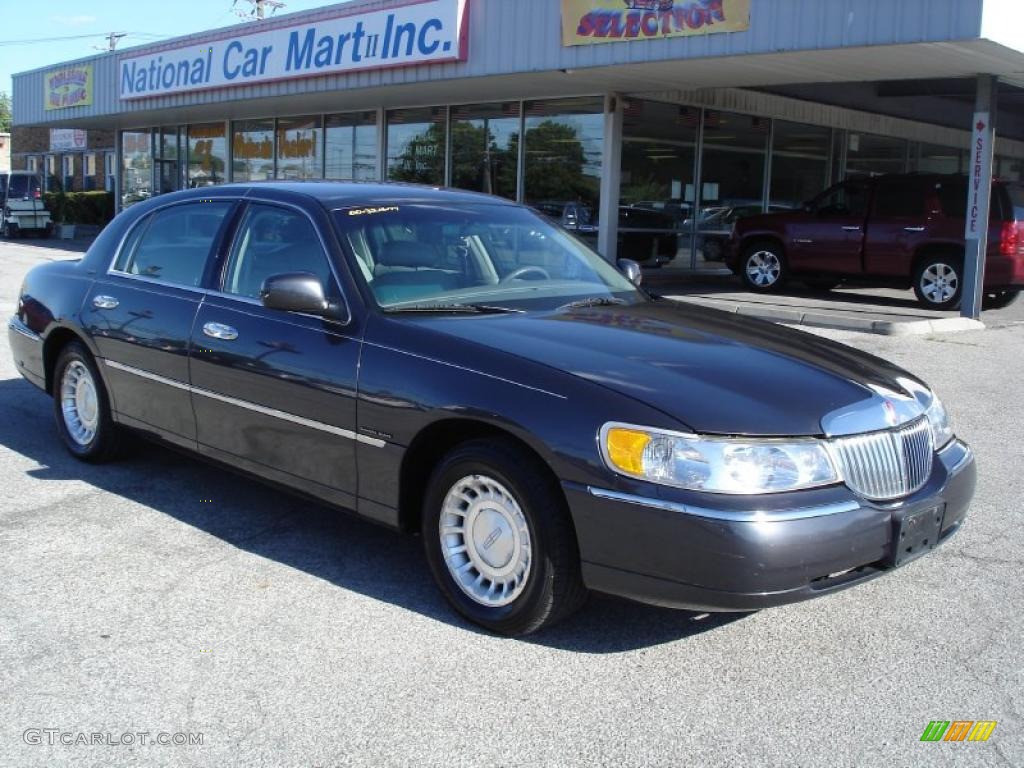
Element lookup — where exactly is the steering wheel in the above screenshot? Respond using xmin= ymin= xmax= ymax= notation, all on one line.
xmin=501 ymin=266 xmax=551 ymax=283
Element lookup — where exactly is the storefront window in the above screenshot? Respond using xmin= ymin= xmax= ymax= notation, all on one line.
xmin=450 ymin=102 xmax=520 ymax=200
xmin=619 ymin=100 xmax=696 ymax=266
xmin=770 ymin=121 xmax=831 ymax=209
xmin=232 ymin=119 xmax=275 ymax=182
xmin=85 ymin=153 xmax=97 ymax=191
xmin=997 ymin=155 xmax=1024 ymax=183
xmin=325 ymin=111 xmax=378 ymax=180
xmin=697 ymin=110 xmax=769 ymax=268
xmin=914 ymin=143 xmax=962 ymax=174
xmin=154 ymin=127 xmax=180 ymax=195
xmin=105 ymin=152 xmax=116 ymax=192
xmin=386 ymin=107 xmax=446 ymax=185
xmin=186 ymin=122 xmax=227 ymax=188
xmin=121 ymin=130 xmax=152 ymax=207
xmin=277 ymin=115 xmax=321 ymax=180
xmin=845 ymin=133 xmax=908 ymax=177
xmin=523 ymin=97 xmax=604 ymax=249
xmin=62 ymin=155 xmax=75 ymax=191
xmin=45 ymin=155 xmax=58 ymax=192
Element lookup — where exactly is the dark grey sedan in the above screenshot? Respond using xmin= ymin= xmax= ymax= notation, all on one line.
xmin=8 ymin=183 xmax=975 ymax=635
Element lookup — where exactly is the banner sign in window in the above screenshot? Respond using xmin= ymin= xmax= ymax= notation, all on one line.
xmin=44 ymin=64 xmax=93 ymax=110
xmin=562 ymin=0 xmax=750 ymax=46
xmin=50 ymin=129 xmax=88 ymax=151
xmin=119 ymin=0 xmax=468 ymax=100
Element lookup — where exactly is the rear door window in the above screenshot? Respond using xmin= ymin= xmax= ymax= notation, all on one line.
xmin=873 ymin=179 xmax=925 ymax=217
xmin=113 ymin=202 xmax=232 ymax=287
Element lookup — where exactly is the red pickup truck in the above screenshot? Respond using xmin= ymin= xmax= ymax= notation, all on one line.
xmin=726 ymin=173 xmax=1024 ymax=310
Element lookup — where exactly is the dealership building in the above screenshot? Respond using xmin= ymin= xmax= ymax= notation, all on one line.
xmin=11 ymin=0 xmax=1024 ymax=271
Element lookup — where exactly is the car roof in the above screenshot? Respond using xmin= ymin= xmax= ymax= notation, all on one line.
xmin=210 ymin=181 xmax=521 ymax=209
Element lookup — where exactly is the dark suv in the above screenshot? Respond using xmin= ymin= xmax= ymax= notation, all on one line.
xmin=726 ymin=173 xmax=1024 ymax=309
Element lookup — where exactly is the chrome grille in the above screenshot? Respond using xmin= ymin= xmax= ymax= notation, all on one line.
xmin=830 ymin=418 xmax=934 ymax=501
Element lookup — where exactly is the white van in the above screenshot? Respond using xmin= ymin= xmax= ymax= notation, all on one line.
xmin=1 ymin=171 xmax=52 ymax=238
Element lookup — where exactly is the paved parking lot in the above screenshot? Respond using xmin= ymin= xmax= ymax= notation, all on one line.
xmin=1 ymin=239 xmax=1021 ymax=767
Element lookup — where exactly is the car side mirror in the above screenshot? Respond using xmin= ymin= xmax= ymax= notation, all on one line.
xmin=261 ymin=272 xmax=337 ymax=318
xmin=617 ymin=258 xmax=643 ymax=287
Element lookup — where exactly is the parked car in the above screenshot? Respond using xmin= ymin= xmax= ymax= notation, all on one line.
xmin=536 ymin=201 xmax=678 ymax=266
xmin=9 ymin=183 xmax=975 ymax=635
xmin=1 ymin=171 xmax=53 ymax=238
xmin=726 ymin=173 xmax=1024 ymax=309
xmin=698 ymin=204 xmax=793 ymax=262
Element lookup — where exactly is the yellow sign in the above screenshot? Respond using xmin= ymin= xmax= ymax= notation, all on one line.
xmin=44 ymin=64 xmax=94 ymax=110
xmin=562 ymin=0 xmax=750 ymax=46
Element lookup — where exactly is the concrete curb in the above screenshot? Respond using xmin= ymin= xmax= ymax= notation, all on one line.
xmin=673 ymin=296 xmax=987 ymax=336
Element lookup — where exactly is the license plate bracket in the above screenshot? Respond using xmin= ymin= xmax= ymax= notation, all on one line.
xmin=891 ymin=505 xmax=945 ymax=567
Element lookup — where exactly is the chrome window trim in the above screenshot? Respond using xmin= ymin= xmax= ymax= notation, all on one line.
xmin=586 ymin=487 xmax=862 ymax=523
xmin=7 ymin=316 xmax=42 ymax=342
xmin=104 ymin=194 xmax=353 ymax=326
xmin=102 ymin=359 xmax=384 ymax=447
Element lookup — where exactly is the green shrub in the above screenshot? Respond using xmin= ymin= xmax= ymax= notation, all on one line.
xmin=43 ymin=191 xmax=115 ymax=226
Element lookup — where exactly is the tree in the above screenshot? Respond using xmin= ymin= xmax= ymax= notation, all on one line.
xmin=0 ymin=91 xmax=12 ymax=133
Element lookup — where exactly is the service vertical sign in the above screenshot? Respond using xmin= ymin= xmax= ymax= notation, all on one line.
xmin=966 ymin=113 xmax=993 ymax=240
xmin=119 ymin=0 xmax=469 ymax=100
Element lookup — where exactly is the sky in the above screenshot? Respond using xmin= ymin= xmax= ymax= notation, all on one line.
xmin=0 ymin=0 xmax=347 ymax=100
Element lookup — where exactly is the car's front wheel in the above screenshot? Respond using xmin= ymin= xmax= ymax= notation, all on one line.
xmin=740 ymin=241 xmax=788 ymax=292
xmin=1 ymin=220 xmax=18 ymax=239
xmin=914 ymin=255 xmax=963 ymax=310
xmin=52 ymin=341 xmax=121 ymax=462
xmin=422 ymin=438 xmax=587 ymax=636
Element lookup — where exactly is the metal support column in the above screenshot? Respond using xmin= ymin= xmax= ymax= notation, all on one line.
xmin=113 ymin=130 xmax=123 ymax=216
xmin=375 ymin=107 xmax=387 ymax=182
xmin=962 ymin=74 xmax=998 ymax=320
xmin=597 ymin=93 xmax=624 ymax=263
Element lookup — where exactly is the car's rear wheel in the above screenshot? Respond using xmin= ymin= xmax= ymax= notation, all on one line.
xmin=984 ymin=289 xmax=1020 ymax=310
xmin=52 ymin=342 xmax=121 ymax=462
xmin=422 ymin=438 xmax=586 ymax=636
xmin=1 ymin=221 xmax=18 ymax=239
xmin=913 ymin=255 xmax=963 ymax=310
xmin=740 ymin=242 xmax=788 ymax=293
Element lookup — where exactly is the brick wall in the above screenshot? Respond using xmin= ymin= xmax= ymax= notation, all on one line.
xmin=11 ymin=126 xmax=115 ymax=192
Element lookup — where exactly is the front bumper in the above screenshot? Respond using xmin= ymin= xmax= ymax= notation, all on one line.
xmin=565 ymin=439 xmax=975 ymax=612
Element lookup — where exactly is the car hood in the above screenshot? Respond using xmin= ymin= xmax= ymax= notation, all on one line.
xmin=410 ymin=300 xmax=927 ymax=436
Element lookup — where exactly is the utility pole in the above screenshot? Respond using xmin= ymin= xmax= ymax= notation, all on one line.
xmin=232 ymin=0 xmax=285 ymax=20
xmin=94 ymin=32 xmax=127 ymax=52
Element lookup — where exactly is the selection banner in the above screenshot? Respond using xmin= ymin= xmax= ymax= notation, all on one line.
xmin=562 ymin=0 xmax=750 ymax=46
xmin=119 ymin=0 xmax=468 ymax=100
xmin=44 ymin=64 xmax=93 ymax=110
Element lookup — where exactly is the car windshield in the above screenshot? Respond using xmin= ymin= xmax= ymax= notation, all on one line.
xmin=6 ymin=174 xmax=39 ymax=200
xmin=333 ymin=202 xmax=641 ymax=310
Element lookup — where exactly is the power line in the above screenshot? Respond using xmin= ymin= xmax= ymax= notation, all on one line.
xmin=0 ymin=31 xmax=168 ymax=47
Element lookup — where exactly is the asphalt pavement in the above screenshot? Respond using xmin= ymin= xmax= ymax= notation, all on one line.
xmin=0 ymin=238 xmax=1021 ymax=767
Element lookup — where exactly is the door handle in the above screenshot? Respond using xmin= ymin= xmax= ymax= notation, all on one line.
xmin=92 ymin=295 xmax=119 ymax=310
xmin=903 ymin=226 xmax=926 ymax=233
xmin=842 ymin=226 xmax=862 ymax=232
xmin=202 ymin=322 xmax=238 ymax=341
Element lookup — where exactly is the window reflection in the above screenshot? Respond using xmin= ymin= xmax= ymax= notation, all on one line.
xmin=232 ymin=119 xmax=275 ymax=182
xmin=450 ymin=102 xmax=520 ymax=200
xmin=186 ymin=122 xmax=227 ymax=188
xmin=770 ymin=121 xmax=831 ymax=209
xmin=845 ymin=133 xmax=907 ymax=177
xmin=325 ymin=111 xmax=377 ymax=181
xmin=386 ymin=107 xmax=447 ymax=185
xmin=121 ymin=130 xmax=153 ymax=208
xmin=277 ymin=115 xmax=321 ymax=180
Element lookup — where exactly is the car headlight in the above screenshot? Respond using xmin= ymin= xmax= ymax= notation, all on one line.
xmin=925 ymin=394 xmax=954 ymax=449
xmin=601 ymin=423 xmax=840 ymax=494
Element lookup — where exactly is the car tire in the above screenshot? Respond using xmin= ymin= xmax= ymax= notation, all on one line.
xmin=422 ymin=438 xmax=587 ymax=636
xmin=913 ymin=254 xmax=963 ymax=310
xmin=1 ymin=221 xmax=18 ymax=239
xmin=739 ymin=241 xmax=788 ymax=293
xmin=983 ymin=289 xmax=1020 ymax=310
xmin=52 ymin=341 xmax=122 ymax=463
xmin=804 ymin=278 xmax=841 ymax=292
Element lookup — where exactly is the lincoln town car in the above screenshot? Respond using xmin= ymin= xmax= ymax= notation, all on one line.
xmin=7 ymin=183 xmax=976 ymax=635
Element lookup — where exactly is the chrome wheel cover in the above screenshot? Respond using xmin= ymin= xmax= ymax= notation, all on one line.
xmin=439 ymin=475 xmax=532 ymax=608
xmin=920 ymin=262 xmax=959 ymax=304
xmin=60 ymin=361 xmax=99 ymax=446
xmin=746 ymin=250 xmax=782 ymax=287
